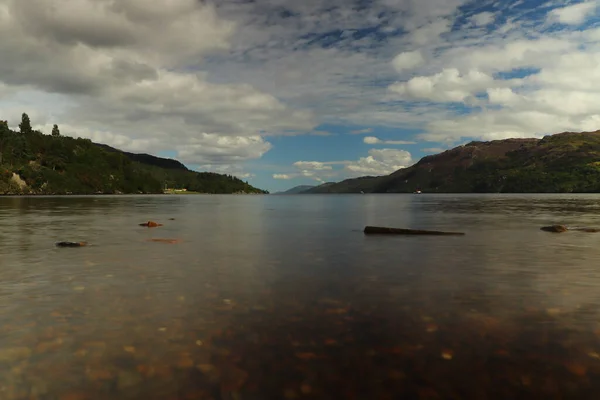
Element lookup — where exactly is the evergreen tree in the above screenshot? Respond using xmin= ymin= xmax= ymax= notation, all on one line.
xmin=51 ymin=124 xmax=60 ymax=137
xmin=19 ymin=113 xmax=32 ymax=134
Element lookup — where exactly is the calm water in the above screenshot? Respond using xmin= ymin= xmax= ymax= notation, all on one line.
xmin=2 ymin=194 xmax=600 ymax=399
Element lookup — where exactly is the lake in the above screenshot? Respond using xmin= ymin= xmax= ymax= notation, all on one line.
xmin=2 ymin=194 xmax=600 ymax=399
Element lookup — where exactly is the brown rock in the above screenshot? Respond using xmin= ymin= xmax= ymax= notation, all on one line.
xmin=56 ymin=241 xmax=88 ymax=247
xmin=364 ymin=226 xmax=465 ymax=235
xmin=139 ymin=221 xmax=162 ymax=227
xmin=146 ymin=238 xmax=181 ymax=244
xmin=540 ymin=225 xmax=568 ymax=233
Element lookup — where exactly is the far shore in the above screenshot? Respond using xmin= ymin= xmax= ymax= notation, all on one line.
xmin=0 ymin=191 xmax=269 ymax=196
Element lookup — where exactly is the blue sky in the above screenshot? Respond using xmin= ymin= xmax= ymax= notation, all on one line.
xmin=1 ymin=0 xmax=600 ymax=192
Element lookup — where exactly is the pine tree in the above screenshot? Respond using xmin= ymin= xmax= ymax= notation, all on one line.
xmin=52 ymin=124 xmax=60 ymax=137
xmin=19 ymin=113 xmax=32 ymax=134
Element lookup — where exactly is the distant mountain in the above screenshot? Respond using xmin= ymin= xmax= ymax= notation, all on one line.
xmin=274 ymin=185 xmax=316 ymax=194
xmin=303 ymin=179 xmax=375 ymax=194
xmin=305 ymin=130 xmax=600 ymax=193
xmin=0 ymin=114 xmax=268 ymax=195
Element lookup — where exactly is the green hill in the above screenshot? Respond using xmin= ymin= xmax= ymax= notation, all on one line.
xmin=304 ymin=130 xmax=600 ymax=194
xmin=0 ymin=114 xmax=268 ymax=195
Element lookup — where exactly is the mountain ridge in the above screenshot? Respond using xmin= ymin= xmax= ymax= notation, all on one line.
xmin=303 ymin=130 xmax=600 ymax=194
xmin=273 ymin=185 xmax=316 ymax=194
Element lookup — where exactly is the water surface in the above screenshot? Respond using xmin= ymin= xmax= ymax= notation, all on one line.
xmin=2 ymin=194 xmax=600 ymax=399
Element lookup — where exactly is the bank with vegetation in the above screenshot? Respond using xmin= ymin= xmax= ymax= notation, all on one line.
xmin=0 ymin=114 xmax=268 ymax=195
xmin=302 ymin=130 xmax=600 ymax=194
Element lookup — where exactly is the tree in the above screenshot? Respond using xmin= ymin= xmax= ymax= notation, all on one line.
xmin=51 ymin=124 xmax=60 ymax=137
xmin=19 ymin=113 xmax=32 ymax=134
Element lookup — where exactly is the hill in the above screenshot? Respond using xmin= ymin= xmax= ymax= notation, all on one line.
xmin=305 ymin=130 xmax=600 ymax=193
xmin=0 ymin=115 xmax=268 ymax=195
xmin=274 ymin=185 xmax=316 ymax=194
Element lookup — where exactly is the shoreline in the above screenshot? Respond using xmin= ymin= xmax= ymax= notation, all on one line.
xmin=0 ymin=192 xmax=269 ymax=197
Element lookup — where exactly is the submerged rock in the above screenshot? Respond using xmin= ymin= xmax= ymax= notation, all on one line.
xmin=540 ymin=225 xmax=568 ymax=233
xmin=363 ymin=226 xmax=465 ymax=236
xmin=573 ymin=227 xmax=600 ymax=233
xmin=146 ymin=238 xmax=181 ymax=244
xmin=541 ymin=225 xmax=600 ymax=233
xmin=139 ymin=221 xmax=162 ymax=227
xmin=56 ymin=241 xmax=88 ymax=247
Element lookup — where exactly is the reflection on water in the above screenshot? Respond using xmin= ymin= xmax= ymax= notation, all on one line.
xmin=1 ymin=194 xmax=600 ymax=399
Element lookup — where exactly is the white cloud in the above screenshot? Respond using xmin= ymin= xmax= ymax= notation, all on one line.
xmin=529 ymin=51 xmax=600 ymax=91
xmin=392 ymin=50 xmax=424 ymax=72
xmin=0 ymin=0 xmax=316 ymax=172
xmin=441 ymin=37 xmax=576 ymax=75
xmin=293 ymin=161 xmax=333 ymax=171
xmin=389 ymin=68 xmax=496 ymax=103
xmin=278 ymin=147 xmax=413 ymax=183
xmin=418 ymin=110 xmax=569 ymax=143
xmin=547 ymin=1 xmax=598 ymax=25
xmin=408 ymin=18 xmax=452 ymax=46
xmin=176 ymin=134 xmax=272 ymax=165
xmin=345 ymin=149 xmax=412 ymax=176
xmin=385 ymin=2 xmax=600 ymax=143
xmin=364 ymin=136 xmax=382 ymax=144
xmin=4 ymin=0 xmax=600 ymax=176
xmin=273 ymin=174 xmax=293 ymax=180
xmin=274 ymin=160 xmax=342 ymax=182
xmin=294 ymin=161 xmax=337 ymax=182
xmin=422 ymin=147 xmax=447 ymax=153
xmin=468 ymin=12 xmax=496 ymax=27
xmin=364 ymin=136 xmax=416 ymax=145
xmin=350 ymin=128 xmax=373 ymax=134
xmin=8 ymin=0 xmax=235 ymax=66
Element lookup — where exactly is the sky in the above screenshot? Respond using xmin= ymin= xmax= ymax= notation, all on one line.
xmin=1 ymin=0 xmax=600 ymax=192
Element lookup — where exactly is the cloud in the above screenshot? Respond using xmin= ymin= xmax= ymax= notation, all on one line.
xmin=392 ymin=50 xmax=424 ymax=72
xmin=4 ymin=0 xmax=600 ymax=176
xmin=273 ymin=160 xmax=340 ymax=182
xmin=293 ymin=161 xmax=337 ymax=182
xmin=389 ymin=68 xmax=500 ymax=103
xmin=408 ymin=18 xmax=452 ymax=46
xmin=422 ymin=147 xmax=447 ymax=154
xmin=293 ymin=161 xmax=333 ymax=171
xmin=176 ymin=135 xmax=272 ymax=165
xmin=345 ymin=148 xmax=412 ymax=176
xmin=350 ymin=128 xmax=374 ymax=134
xmin=386 ymin=1 xmax=600 ymax=143
xmin=547 ymin=1 xmax=598 ymax=25
xmin=273 ymin=174 xmax=293 ymax=180
xmin=0 ymin=0 xmax=316 ymax=171
xmin=468 ymin=12 xmax=496 ymax=27
xmin=277 ymin=147 xmax=413 ymax=183
xmin=363 ymin=136 xmax=416 ymax=145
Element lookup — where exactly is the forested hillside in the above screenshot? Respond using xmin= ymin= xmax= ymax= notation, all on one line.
xmin=0 ymin=114 xmax=268 ymax=195
xmin=304 ymin=131 xmax=600 ymax=194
